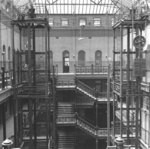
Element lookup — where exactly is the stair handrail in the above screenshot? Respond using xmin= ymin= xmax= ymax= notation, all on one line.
xmin=76 ymin=115 xmax=112 ymax=137
xmin=75 ymin=79 xmax=95 ymax=97
xmin=56 ymin=113 xmax=111 ymax=138
xmin=76 ymin=115 xmax=97 ymax=135
xmin=56 ymin=75 xmax=75 ymax=86
xmin=57 ymin=116 xmax=76 ymax=124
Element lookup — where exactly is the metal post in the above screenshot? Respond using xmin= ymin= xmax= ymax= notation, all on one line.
xmin=149 ymin=93 xmax=150 ymax=148
xmin=112 ymin=28 xmax=116 ymax=143
xmin=19 ymin=28 xmax=22 ymax=83
xmin=17 ymin=50 xmax=19 ymax=84
xmin=11 ymin=22 xmax=17 ymax=147
xmin=96 ymin=139 xmax=98 ymax=149
xmin=29 ymin=99 xmax=33 ymax=149
xmin=96 ymin=96 xmax=98 ymax=149
xmin=135 ymin=27 xmax=141 ymax=149
xmin=20 ymin=100 xmax=23 ymax=143
xmin=27 ymin=24 xmax=32 ymax=86
xmin=2 ymin=103 xmax=6 ymax=140
xmin=0 ymin=10 xmax=1 ymax=60
xmin=1 ymin=67 xmax=5 ymax=89
xmin=33 ymin=100 xmax=37 ymax=149
xmin=45 ymin=24 xmax=49 ymax=147
xmin=107 ymin=63 xmax=111 ymax=146
xmin=12 ymin=23 xmax=15 ymax=86
xmin=32 ymin=27 xmax=36 ymax=86
xmin=52 ymin=66 xmax=56 ymax=149
xmin=45 ymin=24 xmax=48 ymax=94
xmin=126 ymin=27 xmax=130 ymax=143
xmin=120 ymin=25 xmax=123 ymax=137
xmin=48 ymin=27 xmax=50 ymax=80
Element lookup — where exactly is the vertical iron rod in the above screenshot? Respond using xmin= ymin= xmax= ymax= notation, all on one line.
xmin=33 ymin=27 xmax=36 ymax=86
xmin=2 ymin=103 xmax=6 ymax=140
xmin=126 ymin=27 xmax=130 ymax=143
xmin=27 ymin=24 xmax=32 ymax=86
xmin=19 ymin=28 xmax=22 ymax=83
xmin=107 ymin=64 xmax=111 ymax=146
xmin=120 ymin=25 xmax=123 ymax=137
xmin=112 ymin=28 xmax=116 ymax=143
xmin=34 ymin=100 xmax=37 ymax=149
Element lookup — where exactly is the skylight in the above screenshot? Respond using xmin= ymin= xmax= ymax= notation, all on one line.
xmin=13 ymin=0 xmax=120 ymax=15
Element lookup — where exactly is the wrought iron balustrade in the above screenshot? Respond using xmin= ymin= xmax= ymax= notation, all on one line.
xmin=17 ymin=85 xmax=47 ymax=95
xmin=77 ymin=115 xmax=110 ymax=138
xmin=75 ymin=65 xmax=108 ymax=74
xmin=76 ymin=79 xmax=95 ymax=97
xmin=56 ymin=113 xmax=111 ymax=138
xmin=56 ymin=80 xmax=75 ymax=86
xmin=57 ymin=117 xmax=76 ymax=124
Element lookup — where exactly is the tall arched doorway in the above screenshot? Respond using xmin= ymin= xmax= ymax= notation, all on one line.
xmin=63 ymin=50 xmax=69 ymax=73
xmin=78 ymin=50 xmax=85 ymax=66
xmin=95 ymin=50 xmax=102 ymax=66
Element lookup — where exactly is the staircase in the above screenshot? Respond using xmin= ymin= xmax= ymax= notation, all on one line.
xmin=57 ymin=103 xmax=76 ymax=125
xmin=76 ymin=116 xmax=108 ymax=138
xmin=57 ymin=112 xmax=109 ymax=138
xmin=58 ymin=134 xmax=75 ymax=149
xmin=76 ymin=79 xmax=96 ymax=100
xmin=56 ymin=75 xmax=97 ymax=101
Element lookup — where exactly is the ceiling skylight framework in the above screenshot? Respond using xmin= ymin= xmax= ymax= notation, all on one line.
xmin=13 ymin=0 xmax=120 ymax=15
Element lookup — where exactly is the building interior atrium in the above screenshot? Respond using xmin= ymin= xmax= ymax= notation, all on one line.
xmin=0 ymin=0 xmax=150 ymax=149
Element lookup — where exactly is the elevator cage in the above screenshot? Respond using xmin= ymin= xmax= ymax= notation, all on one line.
xmin=112 ymin=19 xmax=146 ymax=148
xmin=11 ymin=16 xmax=55 ymax=149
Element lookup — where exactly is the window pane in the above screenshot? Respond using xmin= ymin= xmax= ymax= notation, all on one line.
xmin=79 ymin=19 xmax=86 ymax=26
xmin=48 ymin=18 xmax=53 ymax=26
xmin=94 ymin=18 xmax=101 ymax=26
xmin=62 ymin=18 xmax=69 ymax=26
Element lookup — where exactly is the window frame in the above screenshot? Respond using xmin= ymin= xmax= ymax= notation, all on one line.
xmin=79 ymin=18 xmax=86 ymax=27
xmin=61 ymin=18 xmax=69 ymax=27
xmin=93 ymin=18 xmax=101 ymax=26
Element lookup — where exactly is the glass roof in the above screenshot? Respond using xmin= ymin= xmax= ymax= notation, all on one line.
xmin=13 ymin=0 xmax=120 ymax=15
xmin=12 ymin=0 xmax=150 ymax=15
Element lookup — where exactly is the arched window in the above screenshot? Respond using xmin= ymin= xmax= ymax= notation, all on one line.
xmin=95 ymin=50 xmax=102 ymax=65
xmin=78 ymin=50 xmax=85 ymax=66
xmin=63 ymin=50 xmax=69 ymax=73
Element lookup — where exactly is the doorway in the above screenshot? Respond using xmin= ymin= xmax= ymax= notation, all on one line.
xmin=63 ymin=50 xmax=69 ymax=73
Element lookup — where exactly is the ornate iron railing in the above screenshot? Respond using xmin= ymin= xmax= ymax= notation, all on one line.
xmin=76 ymin=79 xmax=95 ymax=97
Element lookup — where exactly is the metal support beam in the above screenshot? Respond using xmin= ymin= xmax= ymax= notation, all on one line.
xmin=107 ymin=64 xmax=111 ymax=146
xmin=135 ymin=27 xmax=141 ymax=149
xmin=120 ymin=25 xmax=123 ymax=137
xmin=2 ymin=103 xmax=6 ymax=140
xmin=112 ymin=28 xmax=116 ymax=143
xmin=33 ymin=27 xmax=36 ymax=86
xmin=19 ymin=28 xmax=22 ymax=83
xmin=126 ymin=27 xmax=130 ymax=144
xmin=27 ymin=24 xmax=32 ymax=86
xmin=52 ymin=66 xmax=56 ymax=149
xmin=29 ymin=99 xmax=33 ymax=149
xmin=33 ymin=100 xmax=37 ymax=149
xmin=11 ymin=23 xmax=15 ymax=86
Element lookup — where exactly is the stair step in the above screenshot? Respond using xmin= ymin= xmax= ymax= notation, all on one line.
xmin=58 ymin=135 xmax=75 ymax=149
